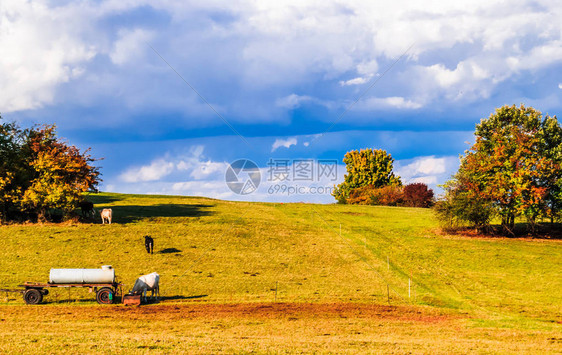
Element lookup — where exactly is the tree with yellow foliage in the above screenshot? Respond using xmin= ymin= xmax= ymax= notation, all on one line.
xmin=332 ymin=148 xmax=401 ymax=204
xmin=0 ymin=117 xmax=100 ymax=222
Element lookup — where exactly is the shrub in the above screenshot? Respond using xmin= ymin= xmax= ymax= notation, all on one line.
xmin=403 ymin=183 xmax=434 ymax=208
xmin=371 ymin=185 xmax=404 ymax=206
xmin=434 ymin=181 xmax=494 ymax=232
xmin=347 ymin=185 xmax=376 ymax=205
xmin=348 ymin=185 xmax=404 ymax=206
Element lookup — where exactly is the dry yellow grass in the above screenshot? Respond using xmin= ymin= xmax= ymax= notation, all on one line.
xmin=0 ymin=303 xmax=560 ymax=354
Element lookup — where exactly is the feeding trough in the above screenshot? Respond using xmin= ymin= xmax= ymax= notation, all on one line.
xmin=123 ymin=272 xmax=160 ymax=306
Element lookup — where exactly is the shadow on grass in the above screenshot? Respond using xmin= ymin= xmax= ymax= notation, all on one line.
xmin=86 ymin=194 xmax=127 ymax=205
xmin=40 ymin=298 xmax=106 ymax=305
xmin=36 ymin=294 xmax=208 ymax=305
xmin=444 ymin=222 xmax=562 ymax=240
xmin=160 ymin=295 xmax=208 ymax=301
xmin=129 ymin=295 xmax=208 ymax=305
xmin=87 ymin=204 xmax=215 ymax=224
xmin=158 ymin=248 xmax=182 ymax=254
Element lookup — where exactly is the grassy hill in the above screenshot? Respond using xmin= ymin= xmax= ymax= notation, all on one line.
xmin=0 ymin=192 xmax=560 ymax=353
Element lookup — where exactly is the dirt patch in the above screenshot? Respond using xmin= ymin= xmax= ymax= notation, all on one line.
xmin=342 ymin=212 xmax=367 ymax=216
xmin=0 ymin=303 xmax=460 ymax=324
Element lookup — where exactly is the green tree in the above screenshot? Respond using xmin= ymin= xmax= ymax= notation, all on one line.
xmin=540 ymin=115 xmax=562 ymax=222
xmin=333 ymin=148 xmax=401 ymax=203
xmin=0 ymin=118 xmax=30 ymax=221
xmin=434 ymin=178 xmax=495 ymax=232
xmin=439 ymin=104 xmax=562 ymax=235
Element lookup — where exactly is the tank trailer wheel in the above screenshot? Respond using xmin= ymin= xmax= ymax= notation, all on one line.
xmin=96 ymin=287 xmax=114 ymax=304
xmin=24 ymin=289 xmax=43 ymax=305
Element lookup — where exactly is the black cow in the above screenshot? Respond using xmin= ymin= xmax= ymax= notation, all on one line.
xmin=144 ymin=235 xmax=154 ymax=254
xmin=79 ymin=201 xmax=94 ymax=217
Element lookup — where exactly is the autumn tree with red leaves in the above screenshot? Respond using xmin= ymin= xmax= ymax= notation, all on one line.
xmin=403 ymin=183 xmax=434 ymax=208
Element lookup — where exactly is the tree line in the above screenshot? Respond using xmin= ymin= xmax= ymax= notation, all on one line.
xmin=0 ymin=116 xmax=100 ymax=223
xmin=333 ymin=105 xmax=562 ymax=236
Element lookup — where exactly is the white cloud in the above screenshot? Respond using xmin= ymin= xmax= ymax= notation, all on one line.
xmin=109 ymin=143 xmax=236 ymax=199
xmin=176 ymin=157 xmax=228 ymax=180
xmin=119 ymin=158 xmax=175 ymax=183
xmin=118 ymin=145 xmax=228 ymax=183
xmin=409 ymin=176 xmax=438 ymax=185
xmin=396 ymin=156 xmax=446 ymax=178
xmin=275 ymin=94 xmax=312 ymax=109
xmin=106 ymin=180 xmax=236 ymax=200
xmin=356 ymin=60 xmax=379 ymax=76
xmin=189 ymin=160 xmax=229 ymax=180
xmin=506 ymin=40 xmax=562 ymax=72
xmin=359 ymin=96 xmax=423 ymax=110
xmin=425 ymin=62 xmax=490 ymax=89
xmin=0 ymin=0 xmax=96 ymax=112
xmin=404 ymin=157 xmax=448 ymax=175
xmin=339 ymin=76 xmax=371 ymax=86
xmin=171 ymin=180 xmax=233 ymax=199
xmin=271 ymin=137 xmax=298 ymax=152
xmin=395 ymin=156 xmax=461 ymax=192
xmin=408 ymin=58 xmax=501 ymax=103
xmin=339 ymin=61 xmax=378 ymax=86
xmin=3 ymin=0 xmax=562 ymax=125
xmin=110 ymin=28 xmax=154 ymax=65
xmin=559 ymin=83 xmax=562 ymax=90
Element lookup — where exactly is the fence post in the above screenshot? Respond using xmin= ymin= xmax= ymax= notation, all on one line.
xmin=408 ymin=277 xmax=411 ymax=299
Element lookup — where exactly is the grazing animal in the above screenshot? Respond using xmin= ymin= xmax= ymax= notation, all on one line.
xmin=144 ymin=235 xmax=154 ymax=254
xmin=131 ymin=272 xmax=160 ymax=302
xmin=101 ymin=208 xmax=112 ymax=224
xmin=79 ymin=201 xmax=95 ymax=218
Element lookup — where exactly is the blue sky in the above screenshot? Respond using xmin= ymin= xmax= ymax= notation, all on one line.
xmin=2 ymin=0 xmax=562 ymax=203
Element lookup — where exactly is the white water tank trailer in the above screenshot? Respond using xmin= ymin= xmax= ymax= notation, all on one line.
xmin=16 ymin=265 xmax=122 ymax=305
xmin=49 ymin=265 xmax=115 ymax=284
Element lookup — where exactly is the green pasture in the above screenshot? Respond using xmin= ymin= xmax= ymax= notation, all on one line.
xmin=0 ymin=192 xmax=560 ymax=353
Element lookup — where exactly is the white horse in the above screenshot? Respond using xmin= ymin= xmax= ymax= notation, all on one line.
xmin=131 ymin=272 xmax=160 ymax=302
xmin=101 ymin=208 xmax=112 ymax=224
